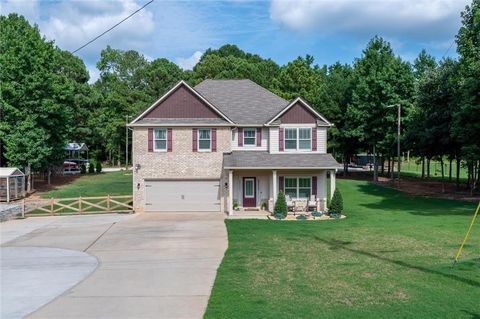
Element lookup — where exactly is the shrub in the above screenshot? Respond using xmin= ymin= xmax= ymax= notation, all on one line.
xmin=80 ymin=164 xmax=86 ymax=174
xmin=88 ymin=162 xmax=95 ymax=174
xmin=96 ymin=161 xmax=102 ymax=173
xmin=329 ymin=188 xmax=343 ymax=215
xmin=274 ymin=191 xmax=288 ymax=218
xmin=233 ymin=200 xmax=239 ymax=210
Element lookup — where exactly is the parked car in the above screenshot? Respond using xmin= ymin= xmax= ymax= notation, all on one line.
xmin=63 ymin=161 xmax=81 ymax=175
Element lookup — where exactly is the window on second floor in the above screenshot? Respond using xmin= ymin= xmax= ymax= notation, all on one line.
xmin=243 ymin=128 xmax=256 ymax=146
xmin=198 ymin=128 xmax=211 ymax=151
xmin=284 ymin=127 xmax=311 ymax=151
xmin=154 ymin=128 xmax=167 ymax=151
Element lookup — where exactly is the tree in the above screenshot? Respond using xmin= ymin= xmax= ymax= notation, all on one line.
xmin=274 ymin=192 xmax=288 ymax=218
xmin=328 ymin=189 xmax=343 ymax=215
xmin=0 ymin=14 xmax=72 ymax=171
xmin=192 ymin=45 xmax=280 ymax=90
xmin=453 ymin=0 xmax=480 ymax=192
xmin=273 ymin=55 xmax=327 ymax=108
xmin=347 ymin=36 xmax=415 ymax=181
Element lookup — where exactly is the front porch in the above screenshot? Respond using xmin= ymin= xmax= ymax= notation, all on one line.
xmin=226 ymin=168 xmax=337 ymax=216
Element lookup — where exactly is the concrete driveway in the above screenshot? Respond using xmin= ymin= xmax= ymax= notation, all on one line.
xmin=1 ymin=212 xmax=227 ymax=319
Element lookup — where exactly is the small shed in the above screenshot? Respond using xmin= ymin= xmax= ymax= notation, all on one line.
xmin=65 ymin=143 xmax=89 ymax=160
xmin=0 ymin=168 xmax=25 ymax=202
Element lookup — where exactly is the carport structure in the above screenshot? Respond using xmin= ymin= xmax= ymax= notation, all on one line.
xmin=0 ymin=167 xmax=25 ymax=202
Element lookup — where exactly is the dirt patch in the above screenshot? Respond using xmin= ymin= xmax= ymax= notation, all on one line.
xmin=28 ymin=175 xmax=81 ymax=200
xmin=339 ymin=172 xmax=480 ymax=201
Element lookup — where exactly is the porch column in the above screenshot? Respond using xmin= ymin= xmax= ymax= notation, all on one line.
xmin=228 ymin=170 xmax=234 ymax=215
xmin=272 ymin=170 xmax=277 ymax=204
xmin=319 ymin=170 xmax=327 ymax=210
xmin=330 ymin=169 xmax=336 ymax=200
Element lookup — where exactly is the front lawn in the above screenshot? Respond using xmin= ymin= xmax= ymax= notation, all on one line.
xmin=39 ymin=171 xmax=132 ymax=198
xmin=206 ymin=179 xmax=480 ymax=319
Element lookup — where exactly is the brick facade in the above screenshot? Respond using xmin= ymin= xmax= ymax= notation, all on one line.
xmin=132 ymin=127 xmax=231 ymax=212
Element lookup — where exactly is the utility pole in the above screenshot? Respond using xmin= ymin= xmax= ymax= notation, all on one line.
xmin=125 ymin=115 xmax=129 ymax=168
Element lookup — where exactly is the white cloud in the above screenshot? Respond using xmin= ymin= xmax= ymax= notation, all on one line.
xmin=0 ymin=0 xmax=39 ymax=21
xmin=41 ymin=0 xmax=155 ymax=55
xmin=270 ymin=0 xmax=469 ymax=40
xmin=175 ymin=51 xmax=203 ymax=70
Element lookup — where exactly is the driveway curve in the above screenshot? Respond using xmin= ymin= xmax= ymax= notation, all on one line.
xmin=1 ymin=212 xmax=227 ymax=319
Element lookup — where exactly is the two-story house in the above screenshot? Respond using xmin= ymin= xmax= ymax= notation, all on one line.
xmin=129 ymin=79 xmax=340 ymax=214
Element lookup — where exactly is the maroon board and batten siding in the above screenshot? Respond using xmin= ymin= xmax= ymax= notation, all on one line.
xmin=280 ymin=101 xmax=317 ymax=124
xmin=144 ymin=85 xmax=221 ymax=119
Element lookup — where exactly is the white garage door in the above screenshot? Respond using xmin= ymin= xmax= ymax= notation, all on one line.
xmin=145 ymin=180 xmax=221 ymax=212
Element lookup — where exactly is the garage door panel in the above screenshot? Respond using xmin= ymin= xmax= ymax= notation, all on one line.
xmin=145 ymin=180 xmax=220 ymax=212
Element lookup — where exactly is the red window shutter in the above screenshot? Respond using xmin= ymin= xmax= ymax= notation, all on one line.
xmin=312 ymin=176 xmax=317 ymax=195
xmin=279 ymin=128 xmax=284 ymax=151
xmin=167 ymin=128 xmax=172 ymax=152
xmin=148 ymin=128 xmax=153 ymax=152
xmin=256 ymin=128 xmax=261 ymax=147
xmin=279 ymin=176 xmax=284 ymax=192
xmin=238 ymin=128 xmax=243 ymax=147
xmin=312 ymin=127 xmax=317 ymax=151
xmin=192 ymin=128 xmax=197 ymax=152
xmin=212 ymin=128 xmax=217 ymax=152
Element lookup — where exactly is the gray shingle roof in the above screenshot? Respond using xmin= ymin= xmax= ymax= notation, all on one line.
xmin=194 ymin=79 xmax=289 ymax=125
xmin=131 ymin=118 xmax=230 ymax=125
xmin=223 ymin=151 xmax=341 ymax=169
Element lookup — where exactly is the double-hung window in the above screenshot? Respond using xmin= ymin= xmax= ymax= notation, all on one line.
xmin=284 ymin=128 xmax=297 ymax=150
xmin=284 ymin=128 xmax=311 ymax=151
xmin=154 ymin=128 xmax=167 ymax=151
xmin=198 ymin=128 xmax=211 ymax=151
xmin=243 ymin=128 xmax=256 ymax=146
xmin=284 ymin=177 xmax=311 ymax=199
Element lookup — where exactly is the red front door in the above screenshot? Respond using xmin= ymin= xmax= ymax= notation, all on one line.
xmin=243 ymin=177 xmax=256 ymax=207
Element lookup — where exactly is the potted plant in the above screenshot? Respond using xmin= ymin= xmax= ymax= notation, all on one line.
xmin=328 ymin=188 xmax=343 ymax=219
xmin=233 ymin=200 xmax=239 ymax=211
xmin=260 ymin=201 xmax=268 ymax=211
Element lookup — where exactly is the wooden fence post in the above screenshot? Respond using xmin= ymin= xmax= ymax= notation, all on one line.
xmin=50 ymin=197 xmax=54 ymax=215
xmin=107 ymin=194 xmax=111 ymax=212
xmin=79 ymin=196 xmax=83 ymax=214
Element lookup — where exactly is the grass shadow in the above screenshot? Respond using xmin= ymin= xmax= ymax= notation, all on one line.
xmin=353 ymin=182 xmax=475 ymax=217
xmin=314 ymin=236 xmax=480 ymax=288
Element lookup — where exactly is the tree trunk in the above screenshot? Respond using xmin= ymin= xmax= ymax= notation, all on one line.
xmin=421 ymin=156 xmax=425 ymax=179
xmin=387 ymin=157 xmax=390 ymax=176
xmin=456 ymin=157 xmax=461 ymax=190
xmin=440 ymin=158 xmax=445 ymax=193
xmin=449 ymin=158 xmax=453 ymax=182
xmin=390 ymin=157 xmax=394 ymax=180
xmin=373 ymin=145 xmax=378 ymax=182
xmin=427 ymin=158 xmax=431 ymax=178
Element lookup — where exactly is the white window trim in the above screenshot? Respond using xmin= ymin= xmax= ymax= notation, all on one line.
xmin=153 ymin=128 xmax=167 ymax=152
xmin=284 ymin=127 xmax=312 ymax=152
xmin=243 ymin=128 xmax=256 ymax=147
xmin=284 ymin=176 xmax=312 ymax=199
xmin=198 ymin=128 xmax=212 ymax=152
xmin=244 ymin=178 xmax=255 ymax=198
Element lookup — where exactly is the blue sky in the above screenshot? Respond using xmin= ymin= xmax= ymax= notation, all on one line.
xmin=1 ymin=0 xmax=470 ymax=82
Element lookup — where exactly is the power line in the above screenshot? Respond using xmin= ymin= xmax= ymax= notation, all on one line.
xmin=72 ymin=0 xmax=154 ymax=54
xmin=441 ymin=38 xmax=456 ymax=59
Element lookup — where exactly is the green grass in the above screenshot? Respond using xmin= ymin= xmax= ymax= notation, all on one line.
xmin=205 ymin=179 xmax=480 ymax=319
xmin=401 ymin=160 xmax=468 ymax=181
xmin=40 ymin=171 xmax=132 ymax=198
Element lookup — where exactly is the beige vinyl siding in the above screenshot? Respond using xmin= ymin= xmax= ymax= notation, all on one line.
xmin=269 ymin=127 xmax=279 ymax=153
xmin=231 ymin=128 xmax=269 ymax=151
xmin=269 ymin=125 xmax=327 ymax=154
xmin=317 ymin=127 xmax=327 ymax=153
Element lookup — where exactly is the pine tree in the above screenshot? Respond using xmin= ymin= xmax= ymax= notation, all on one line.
xmin=274 ymin=192 xmax=288 ymax=218
xmin=329 ymin=189 xmax=344 ymax=215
